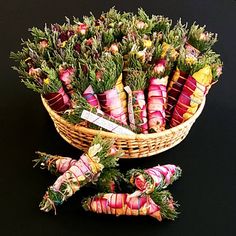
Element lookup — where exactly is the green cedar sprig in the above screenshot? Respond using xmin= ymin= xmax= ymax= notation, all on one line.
xmin=62 ymin=92 xmax=92 ymax=124
xmin=134 ymin=8 xmax=154 ymax=35
xmin=188 ymin=22 xmax=217 ymax=52
xmin=93 ymin=168 xmax=125 ymax=193
xmin=89 ymin=52 xmax=123 ymax=93
xmin=99 ymin=7 xmax=132 ymax=39
xmin=40 ymin=62 xmax=63 ymax=94
xmin=164 ymin=19 xmax=188 ymax=48
xmin=151 ymin=190 xmax=179 ymax=220
xmin=71 ymin=62 xmax=90 ymax=94
xmin=177 ymin=46 xmax=196 ymax=73
xmin=82 ymin=14 xmax=97 ymax=38
xmin=211 ymin=57 xmax=223 ymax=82
xmin=190 ymin=50 xmax=220 ymax=75
xmin=152 ymin=38 xmax=163 ymax=62
xmin=151 ymin=14 xmax=172 ymax=34
xmin=10 ymin=47 xmax=46 ymax=93
xmin=90 ymin=135 xmax=123 ymax=168
xmin=120 ymin=32 xmax=140 ymax=56
xmin=11 ymin=63 xmax=43 ymax=93
xmin=125 ymin=51 xmax=143 ymax=70
xmin=124 ymin=69 xmax=147 ymax=91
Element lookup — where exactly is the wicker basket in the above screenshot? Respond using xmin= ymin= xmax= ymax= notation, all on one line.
xmin=41 ymin=96 xmax=206 ymax=158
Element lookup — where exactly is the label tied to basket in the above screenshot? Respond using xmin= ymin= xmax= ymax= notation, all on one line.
xmin=124 ymin=86 xmax=135 ymax=131
xmin=81 ymin=110 xmax=135 ymax=135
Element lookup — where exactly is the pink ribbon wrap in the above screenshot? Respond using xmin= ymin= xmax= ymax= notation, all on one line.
xmin=147 ymin=77 xmax=168 ymax=132
xmin=83 ymin=85 xmax=101 ymax=109
xmin=97 ymin=88 xmax=127 ymax=125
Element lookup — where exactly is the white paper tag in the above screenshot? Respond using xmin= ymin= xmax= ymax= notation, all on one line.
xmin=81 ymin=110 xmax=135 ymax=135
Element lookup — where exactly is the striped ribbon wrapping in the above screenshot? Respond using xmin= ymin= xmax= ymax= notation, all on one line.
xmin=84 ymin=193 xmax=162 ymax=221
xmin=148 ymin=76 xmax=168 ymax=132
xmin=97 ymin=87 xmax=127 ymax=125
xmin=170 ymin=65 xmax=212 ymax=127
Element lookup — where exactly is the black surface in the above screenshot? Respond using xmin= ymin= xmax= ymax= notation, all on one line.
xmin=1 ymin=0 xmax=236 ymax=235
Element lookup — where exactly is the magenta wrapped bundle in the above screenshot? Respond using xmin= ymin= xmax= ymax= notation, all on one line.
xmin=39 ymin=136 xmax=121 ymax=213
xmin=40 ymin=153 xmax=103 ymax=213
xmin=170 ymin=65 xmax=212 ymax=127
xmin=89 ymin=53 xmax=127 ymax=125
xmin=166 ymin=23 xmax=218 ymax=124
xmin=43 ymin=87 xmax=70 ymax=112
xmin=147 ymin=76 xmax=168 ymax=132
xmin=82 ymin=85 xmax=101 ymax=109
xmin=165 ymin=46 xmax=199 ymax=124
xmin=83 ymin=190 xmax=178 ymax=221
xmin=129 ymin=164 xmax=181 ymax=194
xmin=166 ymin=69 xmax=189 ymax=122
xmin=97 ymin=88 xmax=127 ymax=125
xmin=123 ymin=55 xmax=148 ymax=133
xmin=83 ymin=193 xmax=161 ymax=220
xmin=34 ymin=147 xmax=123 ymax=194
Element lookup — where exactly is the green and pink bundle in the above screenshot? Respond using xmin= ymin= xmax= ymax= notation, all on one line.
xmin=148 ymin=75 xmax=168 ymax=132
xmin=34 ymin=150 xmax=124 ymax=193
xmin=11 ymin=53 xmax=71 ymax=112
xmin=90 ymin=53 xmax=128 ymax=125
xmin=124 ymin=69 xmax=148 ymax=133
xmin=147 ymin=57 xmax=173 ymax=132
xmin=38 ymin=136 xmax=122 ymax=213
xmin=73 ymin=63 xmax=102 ymax=109
xmin=83 ymin=190 xmax=178 ymax=221
xmin=128 ymin=164 xmax=181 ymax=194
xmin=166 ymin=24 xmax=218 ymax=123
xmin=170 ymin=66 xmax=210 ymax=127
xmin=170 ymin=52 xmax=222 ymax=127
xmin=166 ymin=51 xmax=193 ymax=122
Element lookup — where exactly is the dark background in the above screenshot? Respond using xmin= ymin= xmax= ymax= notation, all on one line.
xmin=1 ymin=0 xmax=236 ymax=235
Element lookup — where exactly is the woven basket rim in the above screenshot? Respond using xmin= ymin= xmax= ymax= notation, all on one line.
xmin=41 ymin=95 xmax=206 ymax=140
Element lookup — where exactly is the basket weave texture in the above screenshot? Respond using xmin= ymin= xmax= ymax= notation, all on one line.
xmin=41 ymin=96 xmax=205 ymax=158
